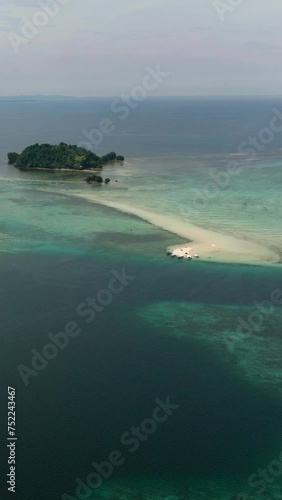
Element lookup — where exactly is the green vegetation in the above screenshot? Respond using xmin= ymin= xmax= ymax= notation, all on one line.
xmin=101 ymin=152 xmax=117 ymax=162
xmin=7 ymin=143 xmax=125 ymax=170
xmin=85 ymin=174 xmax=104 ymax=184
xmin=85 ymin=175 xmax=112 ymax=184
xmin=7 ymin=152 xmax=19 ymax=165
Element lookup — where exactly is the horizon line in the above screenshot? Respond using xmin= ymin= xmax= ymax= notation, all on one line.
xmin=1 ymin=94 xmax=282 ymax=100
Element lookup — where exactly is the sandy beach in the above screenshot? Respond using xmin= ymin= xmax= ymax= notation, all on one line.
xmin=56 ymin=189 xmax=280 ymax=266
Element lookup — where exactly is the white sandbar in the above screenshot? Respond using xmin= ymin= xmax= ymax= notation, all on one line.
xmin=62 ymin=190 xmax=279 ymax=266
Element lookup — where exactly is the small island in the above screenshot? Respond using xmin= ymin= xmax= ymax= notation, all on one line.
xmin=85 ymin=174 xmax=111 ymax=184
xmin=7 ymin=143 xmax=125 ymax=170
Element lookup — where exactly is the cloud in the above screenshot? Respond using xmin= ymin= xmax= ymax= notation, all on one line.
xmin=129 ymin=0 xmax=185 ymax=11
xmin=0 ymin=13 xmax=21 ymax=31
xmin=0 ymin=0 xmax=39 ymax=6
xmin=242 ymin=41 xmax=282 ymax=50
xmin=1 ymin=0 xmax=282 ymax=96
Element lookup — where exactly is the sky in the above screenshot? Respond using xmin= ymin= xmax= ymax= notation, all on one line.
xmin=0 ymin=0 xmax=282 ymax=96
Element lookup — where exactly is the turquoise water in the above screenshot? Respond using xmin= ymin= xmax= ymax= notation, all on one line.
xmin=1 ymin=97 xmax=282 ymax=255
xmin=1 ymin=153 xmax=282 ymax=257
xmin=1 ymin=98 xmax=282 ymax=499
xmin=0 ymin=174 xmax=183 ymax=256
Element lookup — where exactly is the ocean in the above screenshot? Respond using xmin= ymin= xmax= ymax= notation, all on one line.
xmin=1 ymin=97 xmax=282 ymax=499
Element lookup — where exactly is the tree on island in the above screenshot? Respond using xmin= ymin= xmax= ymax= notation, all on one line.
xmin=8 ymin=152 xmax=19 ymax=164
xmin=101 ymin=152 xmax=116 ymax=162
xmin=85 ymin=174 xmax=103 ymax=184
xmin=7 ymin=144 xmax=125 ymax=170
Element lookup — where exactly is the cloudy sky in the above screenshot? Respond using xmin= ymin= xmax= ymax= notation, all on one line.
xmin=0 ymin=0 xmax=282 ymax=96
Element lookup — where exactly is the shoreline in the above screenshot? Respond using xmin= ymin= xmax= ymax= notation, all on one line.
xmin=18 ymin=167 xmax=102 ymax=173
xmin=15 ymin=160 xmax=124 ymax=173
xmin=53 ymin=188 xmax=280 ymax=266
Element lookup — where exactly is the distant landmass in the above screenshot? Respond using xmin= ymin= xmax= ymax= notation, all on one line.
xmin=7 ymin=143 xmax=125 ymax=170
xmin=0 ymin=95 xmax=80 ymax=102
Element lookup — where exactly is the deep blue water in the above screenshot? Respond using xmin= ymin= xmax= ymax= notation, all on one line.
xmin=2 ymin=96 xmax=282 ymax=160
xmin=1 ymin=253 xmax=282 ymax=499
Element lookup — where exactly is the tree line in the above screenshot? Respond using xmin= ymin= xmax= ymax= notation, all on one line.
xmin=7 ymin=143 xmax=125 ymax=170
